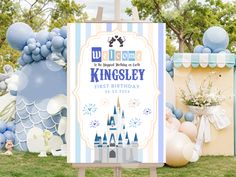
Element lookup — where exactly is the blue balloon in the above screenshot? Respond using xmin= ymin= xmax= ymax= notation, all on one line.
xmin=60 ymin=26 xmax=67 ymax=38
xmin=32 ymin=47 xmax=40 ymax=55
xmin=36 ymin=42 xmax=41 ymax=47
xmin=32 ymin=54 xmax=42 ymax=61
xmin=10 ymin=90 xmax=17 ymax=96
xmin=225 ymin=49 xmax=231 ymax=53
xmin=169 ymin=71 xmax=174 ymax=78
xmin=22 ymin=54 xmax=33 ymax=64
xmin=64 ymin=38 xmax=67 ymax=48
xmin=18 ymin=57 xmax=26 ymax=66
xmin=213 ymin=48 xmax=224 ymax=53
xmin=203 ymin=26 xmax=229 ymax=51
xmin=36 ymin=30 xmax=49 ymax=45
xmin=52 ymin=28 xmax=60 ymax=34
xmin=0 ymin=121 xmax=7 ymax=133
xmin=184 ymin=112 xmax=194 ymax=122
xmin=173 ymin=108 xmax=183 ymax=119
xmin=3 ymin=131 xmax=15 ymax=143
xmin=41 ymin=45 xmax=51 ymax=58
xmin=27 ymin=38 xmax=36 ymax=45
xmin=6 ymin=121 xmax=15 ymax=132
xmin=166 ymin=102 xmax=175 ymax=112
xmin=46 ymin=41 xmax=52 ymax=49
xmin=0 ymin=133 xmax=6 ymax=149
xmin=166 ymin=54 xmax=170 ymax=60
xmin=62 ymin=49 xmax=67 ymax=60
xmin=23 ymin=46 xmax=31 ymax=55
xmin=202 ymin=47 xmax=212 ymax=53
xmin=194 ymin=45 xmax=204 ymax=53
xmin=6 ymin=22 xmax=34 ymax=51
xmin=52 ymin=36 xmax=64 ymax=49
xmin=51 ymin=46 xmax=64 ymax=53
xmin=166 ymin=60 xmax=173 ymax=72
xmin=48 ymin=32 xmax=57 ymax=41
xmin=28 ymin=43 xmax=36 ymax=51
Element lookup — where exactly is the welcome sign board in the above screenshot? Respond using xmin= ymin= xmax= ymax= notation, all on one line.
xmin=68 ymin=23 xmax=166 ymax=164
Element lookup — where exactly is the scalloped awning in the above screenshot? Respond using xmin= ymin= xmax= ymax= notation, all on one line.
xmin=173 ymin=53 xmax=235 ymax=68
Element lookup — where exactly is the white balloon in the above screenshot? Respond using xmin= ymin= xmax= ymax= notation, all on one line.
xmin=57 ymin=116 xmax=67 ymax=135
xmin=183 ymin=142 xmax=195 ymax=161
xmin=48 ymin=135 xmax=63 ymax=151
xmin=27 ymin=127 xmax=44 ymax=153
xmin=190 ymin=150 xmax=200 ymax=162
xmin=47 ymin=94 xmax=67 ymax=115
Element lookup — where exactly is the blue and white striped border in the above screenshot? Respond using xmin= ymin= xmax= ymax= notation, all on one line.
xmin=173 ymin=53 xmax=235 ymax=68
xmin=68 ymin=23 xmax=166 ymax=163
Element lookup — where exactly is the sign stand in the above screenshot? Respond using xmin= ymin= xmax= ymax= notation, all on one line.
xmin=71 ymin=1 xmax=164 ymax=176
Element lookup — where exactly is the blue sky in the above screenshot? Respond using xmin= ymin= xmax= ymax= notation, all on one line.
xmin=76 ymin=0 xmax=233 ymax=20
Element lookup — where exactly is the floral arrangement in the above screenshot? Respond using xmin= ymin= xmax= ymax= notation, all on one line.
xmin=180 ymin=77 xmax=225 ymax=107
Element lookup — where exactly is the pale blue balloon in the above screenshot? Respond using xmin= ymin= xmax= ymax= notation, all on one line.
xmin=23 ymin=46 xmax=31 ymax=55
xmin=169 ymin=71 xmax=174 ymax=78
xmin=6 ymin=22 xmax=34 ymax=51
xmin=166 ymin=60 xmax=173 ymax=72
xmin=27 ymin=38 xmax=36 ymax=45
xmin=60 ymin=26 xmax=67 ymax=38
xmin=0 ymin=121 xmax=7 ymax=133
xmin=18 ymin=57 xmax=26 ymax=66
xmin=32 ymin=47 xmax=40 ymax=55
xmin=36 ymin=42 xmax=41 ymax=47
xmin=194 ymin=45 xmax=204 ymax=53
xmin=41 ymin=45 xmax=51 ymax=58
xmin=52 ymin=28 xmax=60 ymax=34
xmin=63 ymin=38 xmax=67 ymax=48
xmin=32 ymin=54 xmax=42 ymax=61
xmin=62 ymin=49 xmax=67 ymax=60
xmin=52 ymin=36 xmax=64 ymax=49
xmin=51 ymin=46 xmax=64 ymax=53
xmin=166 ymin=54 xmax=170 ymax=60
xmin=28 ymin=43 xmax=36 ymax=51
xmin=46 ymin=41 xmax=52 ymax=49
xmin=203 ymin=26 xmax=229 ymax=51
xmin=6 ymin=121 xmax=15 ymax=132
xmin=184 ymin=112 xmax=194 ymax=122
xmin=166 ymin=102 xmax=175 ymax=112
xmin=224 ymin=49 xmax=230 ymax=53
xmin=202 ymin=47 xmax=212 ymax=53
xmin=173 ymin=108 xmax=183 ymax=119
xmin=0 ymin=133 xmax=6 ymax=149
xmin=49 ymin=32 xmax=57 ymax=41
xmin=22 ymin=54 xmax=33 ymax=64
xmin=213 ymin=48 xmax=224 ymax=53
xmin=3 ymin=131 xmax=15 ymax=143
xmin=36 ymin=30 xmax=49 ymax=45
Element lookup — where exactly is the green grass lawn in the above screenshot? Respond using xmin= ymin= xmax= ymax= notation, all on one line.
xmin=0 ymin=151 xmax=236 ymax=177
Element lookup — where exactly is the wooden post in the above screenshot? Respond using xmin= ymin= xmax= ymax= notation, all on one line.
xmin=150 ymin=167 xmax=157 ymax=177
xmin=114 ymin=167 xmax=121 ymax=177
xmin=78 ymin=167 xmax=85 ymax=177
xmin=95 ymin=7 xmax=103 ymax=21
xmin=115 ymin=0 xmax=121 ymax=20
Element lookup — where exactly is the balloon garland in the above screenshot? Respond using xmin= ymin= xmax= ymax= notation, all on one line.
xmin=6 ymin=22 xmax=67 ymax=66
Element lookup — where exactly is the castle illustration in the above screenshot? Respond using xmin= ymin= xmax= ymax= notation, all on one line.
xmin=94 ymin=98 xmax=139 ymax=163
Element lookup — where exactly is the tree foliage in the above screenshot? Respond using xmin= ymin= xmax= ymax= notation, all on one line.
xmin=127 ymin=0 xmax=236 ymax=53
xmin=49 ymin=0 xmax=88 ymax=29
